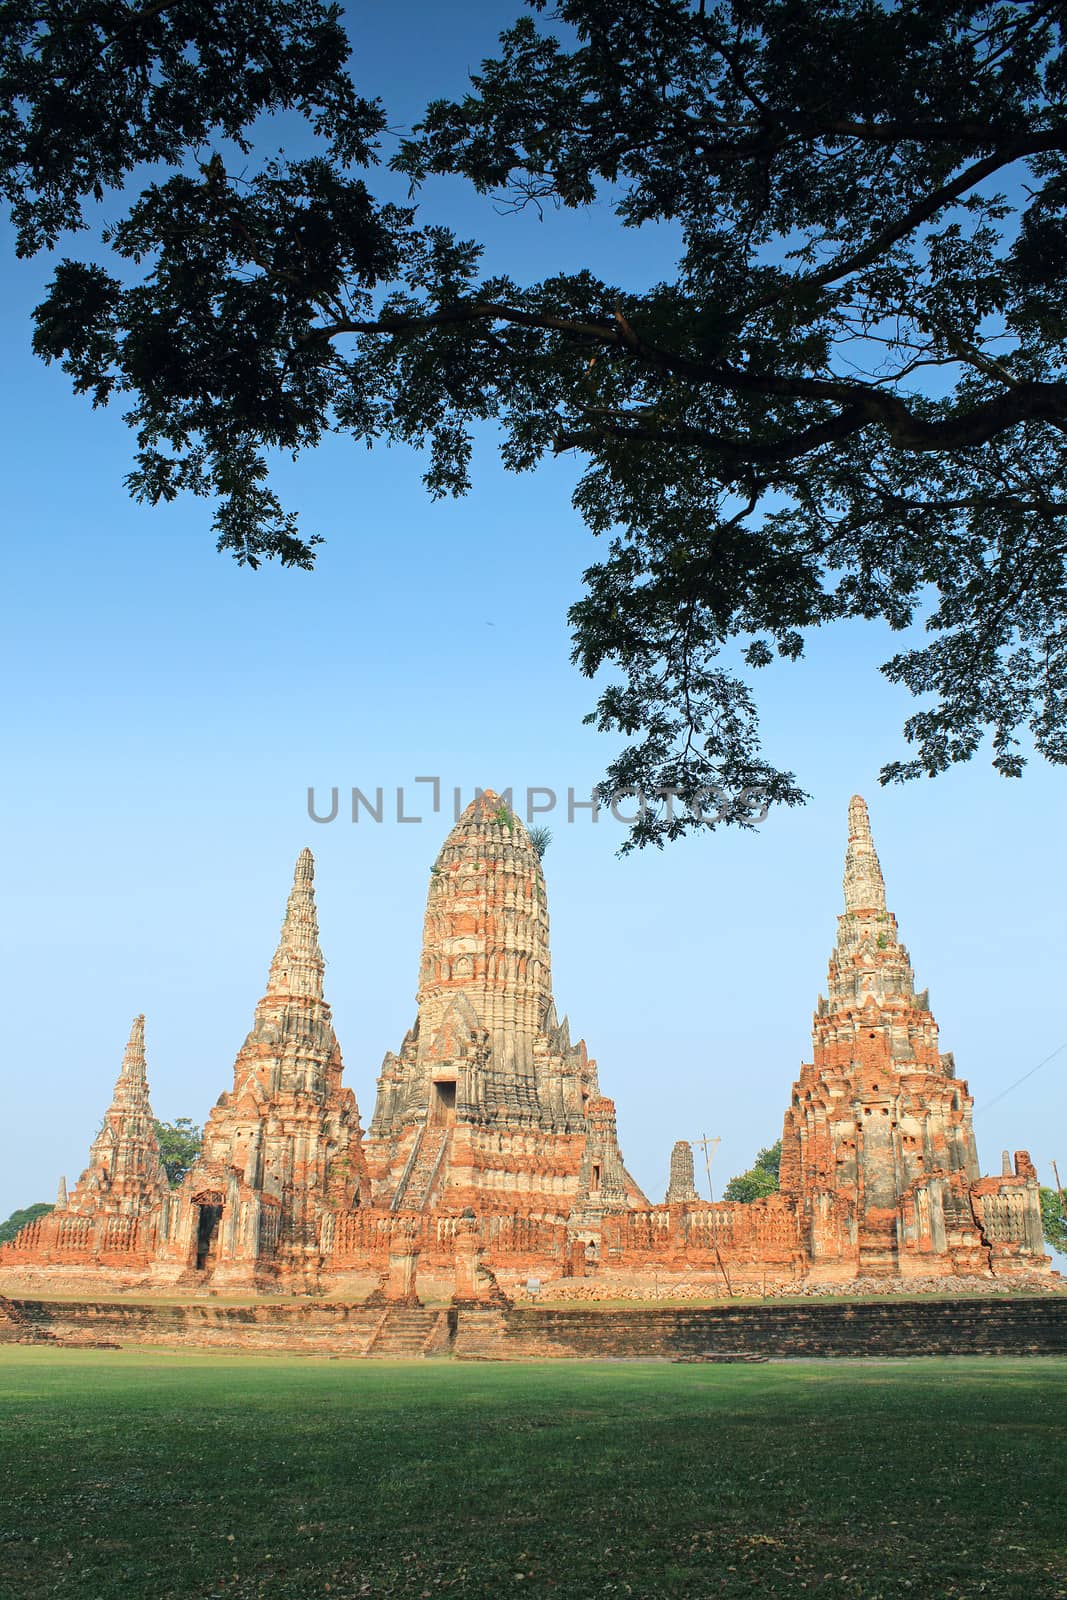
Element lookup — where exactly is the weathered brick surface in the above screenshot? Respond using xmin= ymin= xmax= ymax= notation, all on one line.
xmin=455 ymin=1300 xmax=1067 ymax=1360
xmin=9 ymin=1296 xmax=1066 ymax=1361
xmin=10 ymin=1298 xmax=387 ymax=1355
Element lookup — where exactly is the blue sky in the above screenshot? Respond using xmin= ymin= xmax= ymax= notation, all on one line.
xmin=1 ymin=2 xmax=1064 ymax=1259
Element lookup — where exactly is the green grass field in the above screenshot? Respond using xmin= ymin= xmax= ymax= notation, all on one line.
xmin=1 ymin=1350 xmax=1064 ymax=1599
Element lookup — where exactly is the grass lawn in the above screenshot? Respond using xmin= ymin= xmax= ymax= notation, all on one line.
xmin=0 ymin=1350 xmax=1064 ymax=1599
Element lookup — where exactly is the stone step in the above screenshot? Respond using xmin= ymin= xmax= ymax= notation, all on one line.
xmin=364 ymin=1307 xmax=447 ymax=1358
xmin=398 ymin=1128 xmax=451 ymax=1212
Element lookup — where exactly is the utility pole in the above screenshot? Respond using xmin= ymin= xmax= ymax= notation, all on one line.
xmin=1052 ymin=1160 xmax=1066 ymax=1234
xmin=695 ymin=1133 xmax=721 ymax=1202
xmin=693 ymin=1134 xmax=731 ymax=1296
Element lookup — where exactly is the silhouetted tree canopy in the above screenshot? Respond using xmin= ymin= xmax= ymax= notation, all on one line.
xmin=8 ymin=1 xmax=1067 ymax=842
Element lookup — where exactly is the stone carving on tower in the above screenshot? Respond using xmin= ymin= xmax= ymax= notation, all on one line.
xmin=364 ymin=793 xmax=647 ymax=1225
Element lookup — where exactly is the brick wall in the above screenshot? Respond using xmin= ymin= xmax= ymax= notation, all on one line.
xmin=8 ymin=1295 xmax=1067 ymax=1359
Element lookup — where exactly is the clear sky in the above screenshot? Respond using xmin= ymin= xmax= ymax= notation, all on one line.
xmin=1 ymin=2 xmax=1064 ymax=1263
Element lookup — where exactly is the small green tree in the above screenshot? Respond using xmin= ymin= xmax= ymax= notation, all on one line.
xmin=1040 ymin=1186 xmax=1067 ymax=1254
xmin=0 ymin=1203 xmax=53 ymax=1244
xmin=154 ymin=1118 xmax=202 ymax=1187
xmin=723 ymin=1141 xmax=782 ymax=1204
xmin=527 ymin=825 xmax=552 ymax=860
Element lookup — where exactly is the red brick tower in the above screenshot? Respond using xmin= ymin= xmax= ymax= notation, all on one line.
xmin=0 ymin=1015 xmax=169 ymax=1273
xmin=364 ymin=793 xmax=645 ymax=1225
xmin=780 ymin=796 xmax=1045 ymax=1279
xmin=156 ymin=849 xmax=367 ymax=1288
xmin=64 ymin=1015 xmax=170 ymax=1218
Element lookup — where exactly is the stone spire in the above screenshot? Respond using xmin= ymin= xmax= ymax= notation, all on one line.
xmin=666 ymin=1139 xmax=698 ymax=1204
xmin=69 ymin=1015 xmax=168 ymax=1213
xmin=112 ymin=1014 xmax=148 ymax=1099
xmin=55 ymin=1175 xmax=67 ymax=1209
xmin=824 ymin=797 xmax=921 ymax=1013
xmin=94 ymin=1014 xmax=154 ymax=1136
xmin=163 ymin=848 xmax=366 ymax=1286
xmin=224 ymin=847 xmax=344 ymax=1103
xmin=780 ymin=793 xmax=982 ymax=1271
xmin=843 ymin=795 xmax=886 ymax=913
xmin=266 ymin=848 xmax=324 ymax=1000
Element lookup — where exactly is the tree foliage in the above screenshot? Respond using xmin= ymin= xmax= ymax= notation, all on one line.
xmin=0 ymin=1202 xmax=52 ymax=1244
xmin=154 ymin=1117 xmax=202 ymax=1187
xmin=8 ymin=2 xmax=1067 ymax=842
xmin=723 ymin=1139 xmax=781 ymax=1203
xmin=1040 ymin=1184 xmax=1067 ymax=1254
xmin=1 ymin=0 xmax=375 ymax=254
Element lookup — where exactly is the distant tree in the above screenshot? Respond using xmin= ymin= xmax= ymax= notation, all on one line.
xmin=1040 ymin=1185 xmax=1067 ymax=1254
xmin=724 ymin=1140 xmax=782 ymax=1203
xmin=154 ymin=1118 xmax=202 ymax=1187
xmin=0 ymin=1203 xmax=53 ymax=1244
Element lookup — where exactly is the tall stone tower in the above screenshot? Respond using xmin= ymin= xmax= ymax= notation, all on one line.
xmin=779 ymin=796 xmax=1041 ymax=1278
xmin=364 ymin=793 xmax=646 ymax=1223
xmin=158 ymin=849 xmax=366 ymax=1288
xmin=63 ymin=1014 xmax=169 ymax=1220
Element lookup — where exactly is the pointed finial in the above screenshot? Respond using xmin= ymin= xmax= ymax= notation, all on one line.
xmin=843 ymin=795 xmax=887 ymax=913
xmin=120 ymin=1014 xmax=147 ymax=1082
xmin=56 ymin=1175 xmax=67 ymax=1209
xmin=266 ymin=849 xmax=325 ymax=999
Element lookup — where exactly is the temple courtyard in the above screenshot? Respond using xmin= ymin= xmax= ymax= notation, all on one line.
xmin=1 ymin=1347 xmax=1064 ymax=1599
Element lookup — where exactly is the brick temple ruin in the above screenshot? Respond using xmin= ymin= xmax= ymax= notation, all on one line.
xmin=1 ymin=794 xmax=1050 ymax=1300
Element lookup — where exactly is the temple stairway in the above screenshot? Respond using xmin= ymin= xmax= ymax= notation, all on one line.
xmin=392 ymin=1126 xmax=451 ymax=1211
xmin=364 ymin=1307 xmax=450 ymax=1358
xmin=858 ymin=1223 xmax=900 ymax=1275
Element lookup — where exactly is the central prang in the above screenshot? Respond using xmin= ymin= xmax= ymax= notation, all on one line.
xmin=363 ymin=791 xmax=643 ymax=1222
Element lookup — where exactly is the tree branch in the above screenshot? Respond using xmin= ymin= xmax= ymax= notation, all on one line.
xmin=555 ymin=380 xmax=1067 ymax=461
xmin=786 ymin=131 xmax=1067 ymax=297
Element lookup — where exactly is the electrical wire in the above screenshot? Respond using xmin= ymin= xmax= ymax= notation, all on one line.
xmin=975 ymin=1039 xmax=1067 ymax=1115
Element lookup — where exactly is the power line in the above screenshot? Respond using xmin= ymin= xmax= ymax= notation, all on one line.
xmin=975 ymin=1039 xmax=1067 ymax=1115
